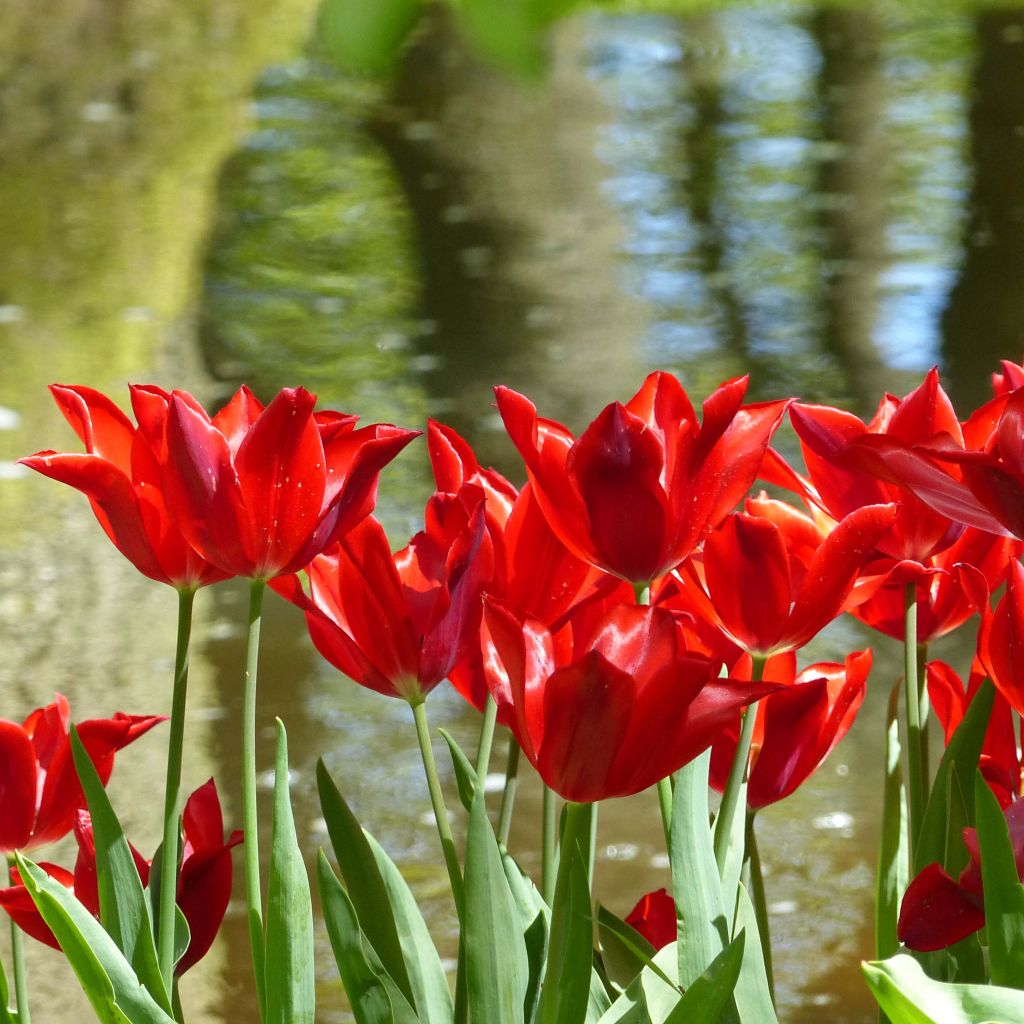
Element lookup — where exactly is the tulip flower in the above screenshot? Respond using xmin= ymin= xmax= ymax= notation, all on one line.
xmin=978 ymin=559 xmax=1024 ymax=718
xmin=927 ymin=660 xmax=1020 ymax=808
xmin=19 ymin=385 xmax=231 ymax=589
xmin=272 ymin=503 xmax=491 ymax=704
xmin=992 ymin=358 xmax=1024 ymax=396
xmin=898 ymin=800 xmax=1024 ymax=952
xmin=788 ymin=370 xmax=968 ymax=564
xmin=0 ymin=695 xmax=164 ymax=853
xmin=676 ymin=498 xmax=896 ymax=657
xmin=709 ymin=651 xmax=871 ymax=808
xmin=495 ymin=372 xmax=788 ymax=584
xmin=850 ymin=528 xmax=1018 ymax=644
xmin=0 ymin=781 xmax=241 ymax=974
xmin=481 ymin=600 xmax=775 ymax=803
xmin=624 ymin=889 xmax=676 ymax=950
xmin=141 ymin=384 xmax=419 ymax=580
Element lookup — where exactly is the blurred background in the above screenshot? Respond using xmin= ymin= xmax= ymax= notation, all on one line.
xmin=1 ymin=0 xmax=1023 ymax=1019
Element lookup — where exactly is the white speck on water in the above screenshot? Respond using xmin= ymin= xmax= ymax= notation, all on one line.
xmin=0 ymin=407 xmax=21 ymax=430
xmin=769 ymin=900 xmax=797 ymax=915
xmin=601 ymin=843 xmax=639 ymax=862
xmin=813 ymin=811 xmax=854 ymax=832
xmin=649 ymin=852 xmax=670 ymax=869
xmin=483 ymin=772 xmax=506 ymax=794
xmin=0 ymin=305 xmax=24 ymax=323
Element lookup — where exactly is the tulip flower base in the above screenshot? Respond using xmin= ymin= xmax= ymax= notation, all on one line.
xmin=9 ymin=367 xmax=1024 ymax=1023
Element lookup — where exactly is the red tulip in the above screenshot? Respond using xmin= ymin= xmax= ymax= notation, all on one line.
xmin=19 ymin=385 xmax=231 ymax=589
xmin=978 ymin=559 xmax=1024 ymax=717
xmin=992 ymin=359 xmax=1024 ymax=396
xmin=495 ymin=373 xmax=788 ymax=584
xmin=145 ymin=384 xmax=418 ymax=579
xmin=0 ymin=782 xmax=241 ymax=974
xmin=898 ymin=800 xmax=1024 ymax=951
xmin=272 ymin=504 xmax=491 ymax=704
xmin=0 ymin=696 xmax=164 ymax=853
xmin=927 ymin=660 xmax=1020 ymax=808
xmin=788 ymin=370 xmax=967 ymax=564
xmin=677 ymin=498 xmax=897 ymax=656
xmin=850 ymin=527 xmax=1018 ymax=643
xmin=709 ymin=651 xmax=870 ymax=808
xmin=625 ymin=889 xmax=676 ymax=950
xmin=481 ymin=600 xmax=775 ymax=802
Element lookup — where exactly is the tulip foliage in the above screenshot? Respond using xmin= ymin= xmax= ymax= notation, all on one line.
xmin=10 ymin=365 xmax=1024 ymax=1023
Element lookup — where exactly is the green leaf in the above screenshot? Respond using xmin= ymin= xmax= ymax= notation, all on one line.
xmin=146 ymin=842 xmax=192 ymax=973
xmin=670 ymin=752 xmax=728 ymax=989
xmin=70 ymin=728 xmax=170 ymax=1014
xmin=0 ymin=955 xmax=17 ymax=1024
xmin=365 ymin=833 xmax=453 ymax=1024
xmin=500 ymin=847 xmax=549 ymax=1022
xmin=877 ymin=679 xmax=909 ymax=961
xmin=14 ymin=854 xmax=176 ymax=1024
xmin=316 ymin=760 xmax=416 ymax=1008
xmin=317 ymin=0 xmax=422 ymax=74
xmin=457 ymin=0 xmax=580 ymax=76
xmin=597 ymin=905 xmax=657 ymax=992
xmin=863 ymin=954 xmax=1024 ymax=1023
xmin=439 ymin=729 xmax=481 ymax=814
xmin=317 ymin=853 xmax=420 ymax=1024
xmin=594 ymin=943 xmax=681 ymax=1024
xmin=974 ymin=771 xmax=1024 ymax=988
xmin=537 ymin=802 xmax=594 ymax=1024
xmin=464 ymin=787 xmax=529 ymax=1024
xmin=662 ymin=932 xmax=744 ymax=1024
xmin=731 ymin=886 xmax=778 ymax=1024
xmin=265 ymin=721 xmax=315 ymax=1024
xmin=915 ymin=681 xmax=994 ymax=876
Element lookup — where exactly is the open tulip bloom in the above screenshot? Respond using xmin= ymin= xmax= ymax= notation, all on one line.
xmin=17 ymin=366 xmax=1024 ymax=1024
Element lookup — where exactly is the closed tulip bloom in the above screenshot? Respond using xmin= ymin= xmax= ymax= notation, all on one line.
xmin=709 ymin=651 xmax=870 ymax=808
xmin=482 ymin=600 xmax=774 ymax=803
xmin=146 ymin=384 xmax=418 ymax=579
xmin=495 ymin=372 xmax=788 ymax=584
xmin=898 ymin=800 xmax=1024 ymax=952
xmin=19 ymin=385 xmax=230 ymax=589
xmin=789 ymin=369 xmax=968 ymax=564
xmin=0 ymin=696 xmax=164 ymax=853
xmin=992 ymin=359 xmax=1024 ymax=397
xmin=272 ymin=504 xmax=491 ymax=704
xmin=624 ymin=889 xmax=676 ymax=950
xmin=681 ymin=498 xmax=896 ymax=656
xmin=0 ymin=781 xmax=241 ymax=974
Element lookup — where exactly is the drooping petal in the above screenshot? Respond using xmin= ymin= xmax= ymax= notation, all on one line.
xmin=624 ymin=889 xmax=676 ymax=951
xmin=0 ymin=723 xmax=37 ymax=853
xmin=897 ymin=863 xmax=985 ymax=951
xmin=979 ymin=560 xmax=1024 ymax=715
xmin=0 ymin=863 xmax=74 ymax=949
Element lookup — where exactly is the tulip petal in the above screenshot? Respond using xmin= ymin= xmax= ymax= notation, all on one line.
xmin=897 ymin=863 xmax=985 ymax=951
xmin=0 ymin=863 xmax=74 ymax=949
xmin=50 ymin=384 xmax=137 ymax=472
xmin=0 ymin=723 xmax=37 ymax=853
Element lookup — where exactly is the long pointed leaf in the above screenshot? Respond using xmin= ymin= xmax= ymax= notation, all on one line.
xmin=265 ymin=721 xmax=315 ymax=1024
xmin=537 ymin=802 xmax=594 ymax=1024
xmin=671 ymin=753 xmax=728 ymax=989
xmin=663 ymin=933 xmax=744 ymax=1024
xmin=464 ymin=788 xmax=528 ymax=1024
xmin=974 ymin=771 xmax=1024 ymax=989
xmin=317 ymin=852 xmax=419 ymax=1024
xmin=732 ymin=885 xmax=778 ymax=1023
xmin=14 ymin=855 xmax=175 ymax=1024
xmin=317 ymin=760 xmax=416 ymax=1007
xmin=70 ymin=728 xmax=170 ymax=1014
xmin=877 ymin=679 xmax=909 ymax=961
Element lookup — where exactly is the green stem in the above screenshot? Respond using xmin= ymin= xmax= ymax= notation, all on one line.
xmin=242 ymin=579 xmax=267 ymax=1023
xmin=588 ymin=802 xmax=599 ymax=887
xmin=475 ymin=696 xmax=498 ymax=782
xmin=745 ymin=813 xmax=775 ymax=1001
xmin=713 ymin=655 xmax=765 ymax=874
xmin=542 ymin=785 xmax=558 ymax=906
xmin=172 ymin=981 xmax=184 ymax=1024
xmin=904 ymin=584 xmax=925 ymax=861
xmin=412 ymin=700 xmax=465 ymax=922
xmin=7 ymin=858 xmax=29 ymax=1024
xmin=496 ymin=739 xmax=521 ymax=846
xmin=657 ymin=776 xmax=674 ymax=850
xmin=157 ymin=587 xmax=196 ymax=992
xmin=917 ymin=641 xmax=930 ymax=809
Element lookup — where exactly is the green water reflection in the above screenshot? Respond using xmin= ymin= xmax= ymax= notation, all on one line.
xmin=2 ymin=2 xmax=1024 ymax=1021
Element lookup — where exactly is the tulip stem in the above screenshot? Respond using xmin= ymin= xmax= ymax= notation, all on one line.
xmin=412 ymin=700 xmax=465 ymax=922
xmin=475 ymin=696 xmax=498 ymax=782
xmin=657 ymin=776 xmax=674 ymax=849
xmin=745 ymin=813 xmax=775 ymax=1001
xmin=542 ymin=785 xmax=558 ymax=906
xmin=157 ymin=586 xmax=196 ymax=993
xmin=903 ymin=585 xmax=925 ymax=862
xmin=917 ymin=641 xmax=930 ymax=809
xmin=713 ymin=655 xmax=765 ymax=877
xmin=497 ymin=739 xmax=521 ymax=846
xmin=7 ymin=858 xmax=29 ymax=1024
xmin=242 ymin=579 xmax=267 ymax=1023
